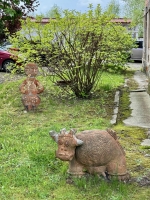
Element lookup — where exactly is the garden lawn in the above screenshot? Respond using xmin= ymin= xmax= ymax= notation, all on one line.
xmin=0 ymin=72 xmax=150 ymax=200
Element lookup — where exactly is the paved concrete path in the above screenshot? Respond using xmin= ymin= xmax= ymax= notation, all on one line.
xmin=123 ymin=91 xmax=150 ymax=128
xmin=123 ymin=63 xmax=150 ymax=146
xmin=123 ymin=63 xmax=150 ymax=128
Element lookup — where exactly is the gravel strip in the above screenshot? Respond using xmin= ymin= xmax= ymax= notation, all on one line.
xmin=0 ymin=72 xmax=25 ymax=84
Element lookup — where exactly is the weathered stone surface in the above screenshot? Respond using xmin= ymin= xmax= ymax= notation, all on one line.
xmin=49 ymin=128 xmax=130 ymax=181
xmin=20 ymin=63 xmax=44 ymax=111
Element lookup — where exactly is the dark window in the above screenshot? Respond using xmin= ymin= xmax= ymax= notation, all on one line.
xmin=135 ymin=41 xmax=143 ymax=48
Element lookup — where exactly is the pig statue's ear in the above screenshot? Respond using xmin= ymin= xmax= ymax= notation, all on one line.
xmin=76 ymin=138 xmax=84 ymax=146
xmin=60 ymin=128 xmax=66 ymax=134
xmin=69 ymin=129 xmax=77 ymax=135
xmin=69 ymin=129 xmax=83 ymax=146
xmin=49 ymin=130 xmax=58 ymax=143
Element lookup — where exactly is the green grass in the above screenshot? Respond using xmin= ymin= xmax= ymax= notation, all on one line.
xmin=0 ymin=71 xmax=150 ymax=199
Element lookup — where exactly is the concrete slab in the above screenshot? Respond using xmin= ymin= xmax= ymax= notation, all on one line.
xmin=110 ymin=91 xmax=120 ymax=125
xmin=141 ymin=139 xmax=150 ymax=147
xmin=121 ymin=63 xmax=150 ymax=146
xmin=133 ymin=70 xmax=148 ymax=90
xmin=123 ymin=64 xmax=150 ymax=128
xmin=123 ymin=90 xmax=150 ymax=128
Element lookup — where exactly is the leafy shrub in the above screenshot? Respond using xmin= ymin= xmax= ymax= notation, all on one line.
xmin=10 ymin=5 xmax=134 ymax=98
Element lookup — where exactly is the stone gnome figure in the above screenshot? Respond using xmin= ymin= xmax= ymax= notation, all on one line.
xmin=19 ymin=63 xmax=44 ymax=111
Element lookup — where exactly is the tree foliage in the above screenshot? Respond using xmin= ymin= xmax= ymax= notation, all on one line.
xmin=44 ymin=4 xmax=62 ymax=18
xmin=123 ymin=0 xmax=145 ymax=35
xmin=10 ymin=4 xmax=134 ymax=98
xmin=0 ymin=0 xmax=39 ymax=42
xmin=107 ymin=0 xmax=121 ymax=17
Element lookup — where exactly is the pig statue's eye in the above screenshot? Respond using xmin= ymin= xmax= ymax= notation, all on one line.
xmin=65 ymin=141 xmax=69 ymax=147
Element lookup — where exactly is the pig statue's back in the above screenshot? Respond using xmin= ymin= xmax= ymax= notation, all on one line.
xmin=75 ymin=130 xmax=124 ymax=167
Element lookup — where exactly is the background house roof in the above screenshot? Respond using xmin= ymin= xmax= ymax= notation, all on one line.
xmin=29 ymin=17 xmax=51 ymax=23
xmin=29 ymin=17 xmax=132 ymax=25
xmin=111 ymin=18 xmax=132 ymax=24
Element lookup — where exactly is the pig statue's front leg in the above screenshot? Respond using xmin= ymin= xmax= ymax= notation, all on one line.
xmin=68 ymin=157 xmax=85 ymax=176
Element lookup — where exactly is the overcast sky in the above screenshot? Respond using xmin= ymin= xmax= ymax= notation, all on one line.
xmin=34 ymin=0 xmax=125 ymax=15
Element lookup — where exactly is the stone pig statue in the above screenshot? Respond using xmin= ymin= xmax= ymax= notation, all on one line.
xmin=49 ymin=128 xmax=130 ymax=181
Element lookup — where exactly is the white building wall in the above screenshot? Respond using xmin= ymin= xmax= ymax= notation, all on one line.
xmin=143 ymin=0 xmax=150 ymax=84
